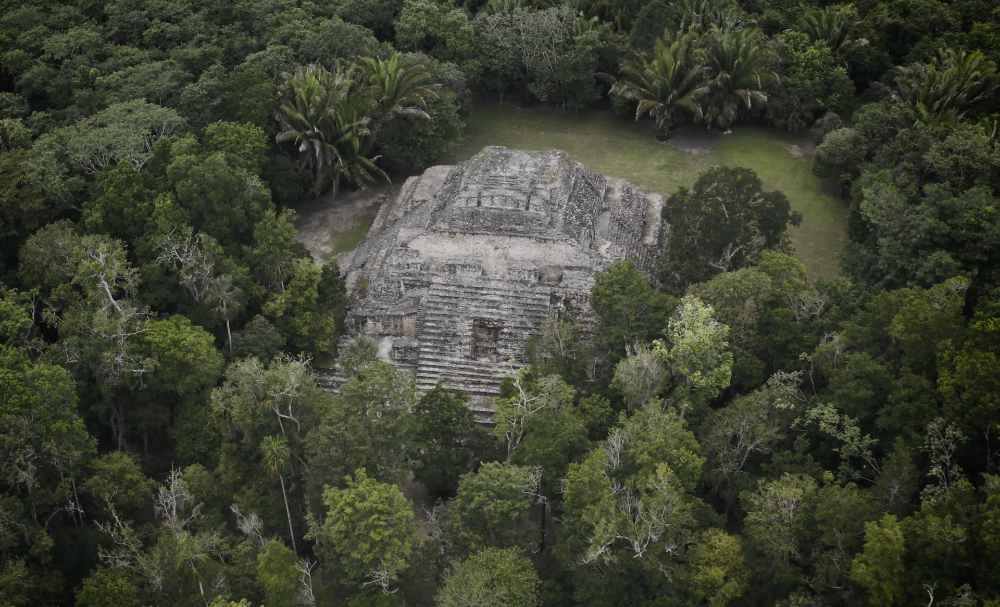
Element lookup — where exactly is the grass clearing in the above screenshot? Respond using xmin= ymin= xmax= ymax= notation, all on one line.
xmin=446 ymin=102 xmax=849 ymax=280
xmin=330 ymin=204 xmax=381 ymax=256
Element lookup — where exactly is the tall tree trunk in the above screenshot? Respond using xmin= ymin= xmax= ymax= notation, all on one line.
xmin=112 ymin=401 xmax=126 ymax=451
xmin=279 ymin=473 xmax=298 ymax=554
xmin=225 ymin=318 xmax=233 ymax=353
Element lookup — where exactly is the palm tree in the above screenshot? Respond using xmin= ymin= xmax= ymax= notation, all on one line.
xmin=359 ymin=52 xmax=438 ymax=138
xmin=207 ymin=273 xmax=242 ymax=353
xmin=275 ymin=64 xmax=387 ymax=198
xmin=611 ymin=32 xmax=707 ymax=139
xmin=895 ymin=48 xmax=999 ymax=125
xmin=799 ymin=6 xmax=858 ymax=56
xmin=699 ymin=27 xmax=775 ymax=130
xmin=675 ymin=0 xmax=745 ymax=35
xmin=260 ymin=435 xmax=297 ymax=554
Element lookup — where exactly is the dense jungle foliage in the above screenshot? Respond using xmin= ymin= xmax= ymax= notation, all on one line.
xmin=1 ymin=0 xmax=1000 ymax=605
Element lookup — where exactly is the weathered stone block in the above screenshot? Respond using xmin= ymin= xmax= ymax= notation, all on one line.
xmin=342 ymin=146 xmax=665 ymax=405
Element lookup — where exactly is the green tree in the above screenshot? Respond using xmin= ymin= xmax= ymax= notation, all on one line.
xmin=799 ymin=5 xmax=861 ymax=56
xmin=849 ymin=165 xmax=1000 ymax=289
xmin=139 ymin=315 xmax=224 ymax=403
xmin=525 ymin=316 xmax=593 ymax=386
xmin=360 ymin=52 xmax=437 ymax=133
xmin=493 ymin=370 xmax=575 ymax=459
xmin=495 ymin=373 xmax=590 ymax=496
xmin=688 ymin=252 xmax=819 ymax=389
xmin=248 ymin=208 xmax=303 ymax=293
xmin=0 ymin=345 xmax=95 ymax=601
xmin=30 ymin=100 xmax=185 ymax=203
xmin=850 ymin=514 xmax=906 ymax=606
xmin=811 ymin=482 xmax=876 ymax=595
xmin=655 ymin=294 xmax=734 ymax=411
xmin=813 ymin=127 xmax=866 ymax=189
xmin=308 ymin=469 xmax=418 ymax=590
xmin=165 ymin=133 xmax=273 ymax=249
xmin=96 ymin=469 xmax=232 ymax=607
xmin=257 ymin=539 xmax=301 ymax=607
xmin=136 ymin=315 xmax=224 ymax=460
xmin=379 ymin=84 xmax=464 ymax=172
xmin=701 ymin=371 xmax=803 ymax=496
xmin=590 ymin=260 xmax=675 ymax=368
xmin=611 ymin=32 xmax=706 ymax=138
xmin=742 ymin=473 xmax=817 ymax=573
xmin=700 ymin=27 xmax=774 ymax=130
xmin=263 ymin=258 xmax=346 ymax=355
xmin=0 ymin=118 xmax=30 ymax=151
xmin=274 ymin=64 xmax=385 ymax=198
xmin=766 ymin=32 xmax=854 ymax=132
xmin=938 ymin=296 xmax=1000 ymax=443
xmin=0 ymin=288 xmax=33 ymax=346
xmin=435 ymin=547 xmax=540 ymax=607
xmin=82 ymin=452 xmax=155 ymax=520
xmin=203 ymin=121 xmax=269 ymax=175
xmin=685 ymin=529 xmax=749 ymax=607
xmin=409 ymin=385 xmax=483 ymax=499
xmin=617 ymin=401 xmax=705 ymax=490
xmin=0 ymin=150 xmax=53 ymax=276
xmin=306 ymin=360 xmax=415 ymax=497
xmin=261 ymin=435 xmax=297 ymax=554
xmin=895 ymin=47 xmax=999 ymax=124
xmin=75 ymin=568 xmax=140 ymax=607
xmin=450 ymin=462 xmax=540 ymax=552
xmin=330 ymin=0 xmax=403 ymax=39
xmin=612 ymin=345 xmax=668 ymax=411
xmin=231 ymin=315 xmax=287 ymax=362
xmin=560 ymin=404 xmax=703 ymax=569
xmin=95 ymin=59 xmax=192 ymax=106
xmin=657 ymin=166 xmax=800 ymax=292
xmin=516 ymin=7 xmax=606 ymax=107
xmin=396 ymin=0 xmax=476 ymax=67
xmin=212 ymin=355 xmax=328 ymax=543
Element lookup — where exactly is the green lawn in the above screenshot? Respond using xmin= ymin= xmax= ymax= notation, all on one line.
xmin=445 ymin=102 xmax=849 ymax=280
xmin=331 ymin=204 xmax=381 ymax=257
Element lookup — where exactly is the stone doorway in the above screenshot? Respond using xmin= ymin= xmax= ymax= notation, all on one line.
xmin=471 ymin=319 xmax=502 ymax=362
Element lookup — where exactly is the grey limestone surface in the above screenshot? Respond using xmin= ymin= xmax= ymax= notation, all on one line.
xmin=341 ymin=146 xmax=664 ymax=414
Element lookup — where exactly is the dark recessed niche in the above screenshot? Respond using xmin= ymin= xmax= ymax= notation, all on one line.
xmin=471 ymin=318 xmax=502 ymax=362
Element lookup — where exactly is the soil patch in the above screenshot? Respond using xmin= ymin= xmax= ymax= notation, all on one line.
xmin=294 ymin=184 xmax=396 ymax=268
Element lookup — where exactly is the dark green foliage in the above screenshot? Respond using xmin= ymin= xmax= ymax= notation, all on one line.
xmin=331 ymin=0 xmax=404 ymax=39
xmin=450 ymin=462 xmax=540 ymax=553
xmin=474 ymin=6 xmax=611 ymax=108
xmin=435 ymin=547 xmax=540 ymax=607
xmin=766 ymin=31 xmax=854 ymax=132
xmin=629 ymin=0 xmax=673 ymax=51
xmin=0 ymin=150 xmax=52 ymax=278
xmin=231 ymin=315 xmax=287 ymax=362
xmin=379 ymin=92 xmax=465 ymax=172
xmin=308 ymin=469 xmax=417 ymax=590
xmin=256 ymin=540 xmax=299 ymax=607
xmin=409 ymin=385 xmax=485 ymax=498
xmin=591 ymin=261 xmax=675 ymax=368
xmin=75 ymin=568 xmax=140 ymax=607
xmin=2 ymin=0 xmax=1000 ymax=604
xmin=658 ymin=166 xmax=801 ymax=293
xmin=813 ymin=127 xmax=865 ymax=190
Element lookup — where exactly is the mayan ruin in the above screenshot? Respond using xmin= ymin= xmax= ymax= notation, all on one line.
xmin=341 ymin=146 xmax=665 ymax=411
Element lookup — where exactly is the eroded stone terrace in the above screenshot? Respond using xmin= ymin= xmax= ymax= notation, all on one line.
xmin=341 ymin=146 xmax=665 ymax=417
